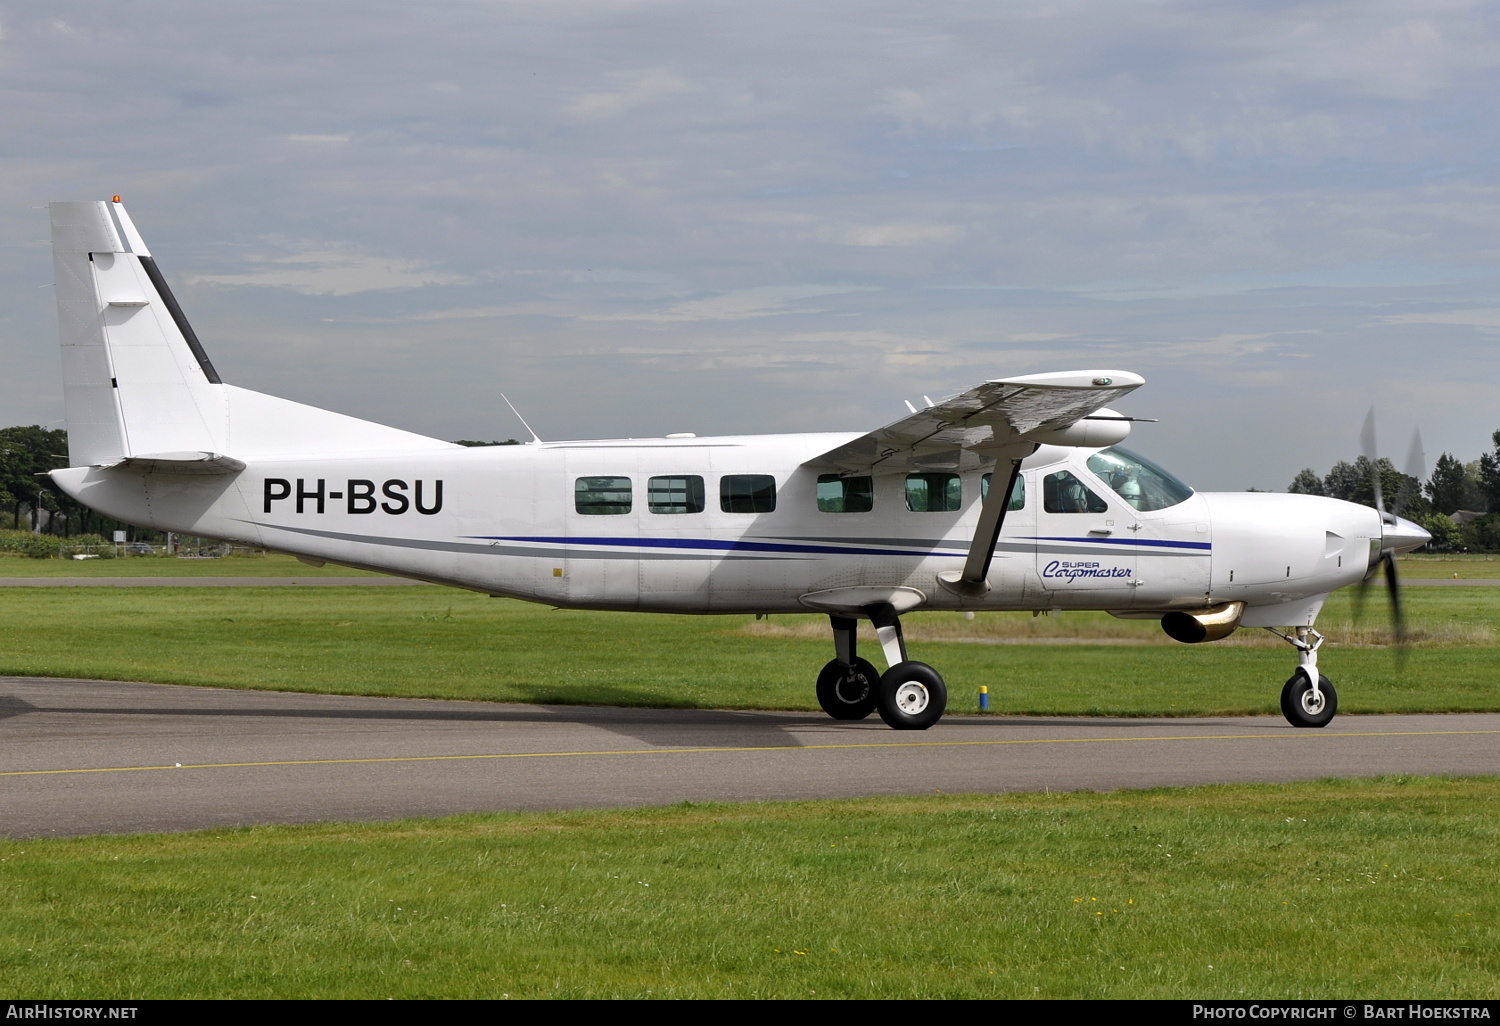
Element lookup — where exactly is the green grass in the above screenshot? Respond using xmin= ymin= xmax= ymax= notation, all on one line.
xmin=0 ymin=551 xmax=377 ymax=577
xmin=1 ymin=779 xmax=1496 ymax=998
xmin=0 ymin=585 xmax=1496 ymax=716
xmin=1398 ymin=554 xmax=1500 ymax=579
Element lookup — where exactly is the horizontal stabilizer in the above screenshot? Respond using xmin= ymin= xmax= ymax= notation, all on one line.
xmin=98 ymin=452 xmax=247 ymax=475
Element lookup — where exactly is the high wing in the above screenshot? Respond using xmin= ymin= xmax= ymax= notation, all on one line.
xmin=805 ymin=370 xmax=1146 ymax=475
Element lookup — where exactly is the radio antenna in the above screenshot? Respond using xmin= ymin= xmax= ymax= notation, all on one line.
xmin=500 ymin=393 xmax=543 ymax=444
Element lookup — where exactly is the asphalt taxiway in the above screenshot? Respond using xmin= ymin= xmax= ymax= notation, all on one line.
xmin=3 ymin=675 xmax=1497 ymax=837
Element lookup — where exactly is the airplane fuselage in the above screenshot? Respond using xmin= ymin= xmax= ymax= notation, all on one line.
xmin=52 ymin=433 xmax=1381 ymax=625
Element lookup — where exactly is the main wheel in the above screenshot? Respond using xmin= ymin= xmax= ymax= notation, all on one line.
xmin=876 ymin=661 xmax=947 ymax=730
xmin=1280 ymin=671 xmax=1337 ymax=728
xmin=816 ymin=658 xmax=881 ymax=720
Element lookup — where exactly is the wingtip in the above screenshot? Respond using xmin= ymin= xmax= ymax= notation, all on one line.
xmin=990 ymin=369 xmax=1145 ymax=390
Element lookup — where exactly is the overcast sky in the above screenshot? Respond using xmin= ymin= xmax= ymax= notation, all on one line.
xmin=2 ymin=1 xmax=1497 ymax=489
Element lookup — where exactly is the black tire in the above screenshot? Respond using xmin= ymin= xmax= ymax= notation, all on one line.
xmin=876 ymin=661 xmax=947 ymax=730
xmin=816 ymin=658 xmax=881 ymax=720
xmin=1280 ymin=671 xmax=1337 ymax=728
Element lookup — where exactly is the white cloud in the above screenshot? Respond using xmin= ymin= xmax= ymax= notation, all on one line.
xmin=569 ymin=68 xmax=693 ymax=118
xmin=187 ymin=245 xmax=469 ymax=295
xmin=1124 ymin=332 xmax=1311 ymax=360
xmin=583 ymin=285 xmax=872 ymax=323
xmin=821 ymin=223 xmax=962 ymax=247
xmin=1383 ymin=308 xmax=1500 ymax=331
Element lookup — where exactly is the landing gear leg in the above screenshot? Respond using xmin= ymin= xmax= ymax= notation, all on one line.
xmin=1268 ymin=626 xmax=1338 ymax=728
xmin=867 ymin=603 xmax=947 ymax=730
xmin=816 ymin=616 xmax=880 ymax=720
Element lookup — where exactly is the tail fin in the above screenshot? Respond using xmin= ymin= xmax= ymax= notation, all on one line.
xmin=49 ymin=199 xmax=452 ymax=467
xmin=51 ymin=200 xmax=227 ymax=466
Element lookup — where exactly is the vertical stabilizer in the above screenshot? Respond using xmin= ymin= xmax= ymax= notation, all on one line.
xmin=50 ymin=200 xmax=227 ymax=467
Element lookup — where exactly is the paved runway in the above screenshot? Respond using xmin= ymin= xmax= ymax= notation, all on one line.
xmin=3 ymin=676 xmax=1498 ymax=838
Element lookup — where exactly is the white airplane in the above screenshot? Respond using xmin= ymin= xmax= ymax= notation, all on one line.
xmin=45 ymin=199 xmax=1431 ymax=730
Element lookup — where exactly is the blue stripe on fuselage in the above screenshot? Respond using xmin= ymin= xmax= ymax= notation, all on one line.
xmin=1031 ymin=535 xmax=1212 ymax=550
xmin=467 ymin=535 xmax=951 ymax=557
xmin=464 ymin=535 xmax=1212 ymax=557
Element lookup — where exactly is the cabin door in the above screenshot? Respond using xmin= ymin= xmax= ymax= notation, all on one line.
xmin=1033 ymin=467 xmax=1137 ymax=604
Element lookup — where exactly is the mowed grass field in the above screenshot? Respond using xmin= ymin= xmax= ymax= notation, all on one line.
xmin=1399 ymin=553 xmax=1500 ymax=579
xmin=0 ymin=556 xmax=1495 ymax=715
xmin=2 ymin=779 xmax=1497 ymax=999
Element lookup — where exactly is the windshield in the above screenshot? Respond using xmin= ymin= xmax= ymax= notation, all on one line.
xmin=1085 ymin=446 xmax=1194 ymax=511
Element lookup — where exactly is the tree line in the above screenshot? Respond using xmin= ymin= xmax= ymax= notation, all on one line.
xmin=0 ymin=425 xmax=141 ymax=540
xmin=1287 ymin=429 xmax=1500 ymax=552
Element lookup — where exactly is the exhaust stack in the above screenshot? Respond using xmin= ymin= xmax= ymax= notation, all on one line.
xmin=1161 ymin=601 xmax=1245 ymax=644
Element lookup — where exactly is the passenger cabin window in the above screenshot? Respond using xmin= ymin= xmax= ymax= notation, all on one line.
xmin=816 ymin=474 xmax=874 ymax=513
xmin=1042 ymin=470 xmax=1108 ymax=514
xmin=575 ymin=476 xmax=632 ymax=515
xmin=648 ymin=475 xmax=705 ymax=514
xmin=721 ymin=474 xmax=776 ymax=513
xmin=1085 ymin=447 xmax=1194 ymax=511
xmin=905 ymin=473 xmax=961 ymax=512
xmin=980 ymin=472 xmax=1026 ymax=511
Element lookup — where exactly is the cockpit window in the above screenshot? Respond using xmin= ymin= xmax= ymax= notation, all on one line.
xmin=1086 ymin=447 xmax=1194 ymax=511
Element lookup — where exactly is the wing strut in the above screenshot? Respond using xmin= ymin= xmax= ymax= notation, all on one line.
xmin=938 ymin=452 xmax=1029 ymax=598
xmin=965 ymin=455 xmax=1025 ymax=584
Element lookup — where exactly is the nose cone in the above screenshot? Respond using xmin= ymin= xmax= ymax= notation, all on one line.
xmin=1383 ymin=514 xmax=1431 ymax=554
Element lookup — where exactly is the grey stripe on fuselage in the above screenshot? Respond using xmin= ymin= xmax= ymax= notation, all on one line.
xmin=245 ymin=523 xmax=813 ymax=561
xmin=248 ymin=523 xmax=717 ymax=561
xmin=1036 ymin=542 xmax=1204 ymax=559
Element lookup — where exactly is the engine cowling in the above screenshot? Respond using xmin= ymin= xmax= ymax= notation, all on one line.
xmin=1022 ymin=408 xmax=1132 ymax=447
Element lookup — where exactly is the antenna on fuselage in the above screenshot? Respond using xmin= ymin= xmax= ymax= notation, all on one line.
xmin=500 ymin=393 xmax=543 ymax=444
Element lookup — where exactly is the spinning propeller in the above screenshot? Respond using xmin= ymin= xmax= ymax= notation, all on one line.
xmin=1354 ymin=409 xmax=1429 ymax=662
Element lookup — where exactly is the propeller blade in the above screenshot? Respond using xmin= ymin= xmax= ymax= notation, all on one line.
xmin=1351 ymin=567 xmax=1372 ymax=626
xmin=1360 ymin=407 xmax=1384 ymax=513
xmin=1384 ymin=551 xmax=1408 ymax=667
xmin=1396 ymin=428 xmax=1425 ymax=516
xmin=1403 ymin=427 xmax=1425 ymax=482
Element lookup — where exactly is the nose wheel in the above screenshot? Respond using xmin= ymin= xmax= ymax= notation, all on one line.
xmin=1268 ymin=626 xmax=1337 ymax=728
xmin=1281 ymin=670 xmax=1338 ymax=728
